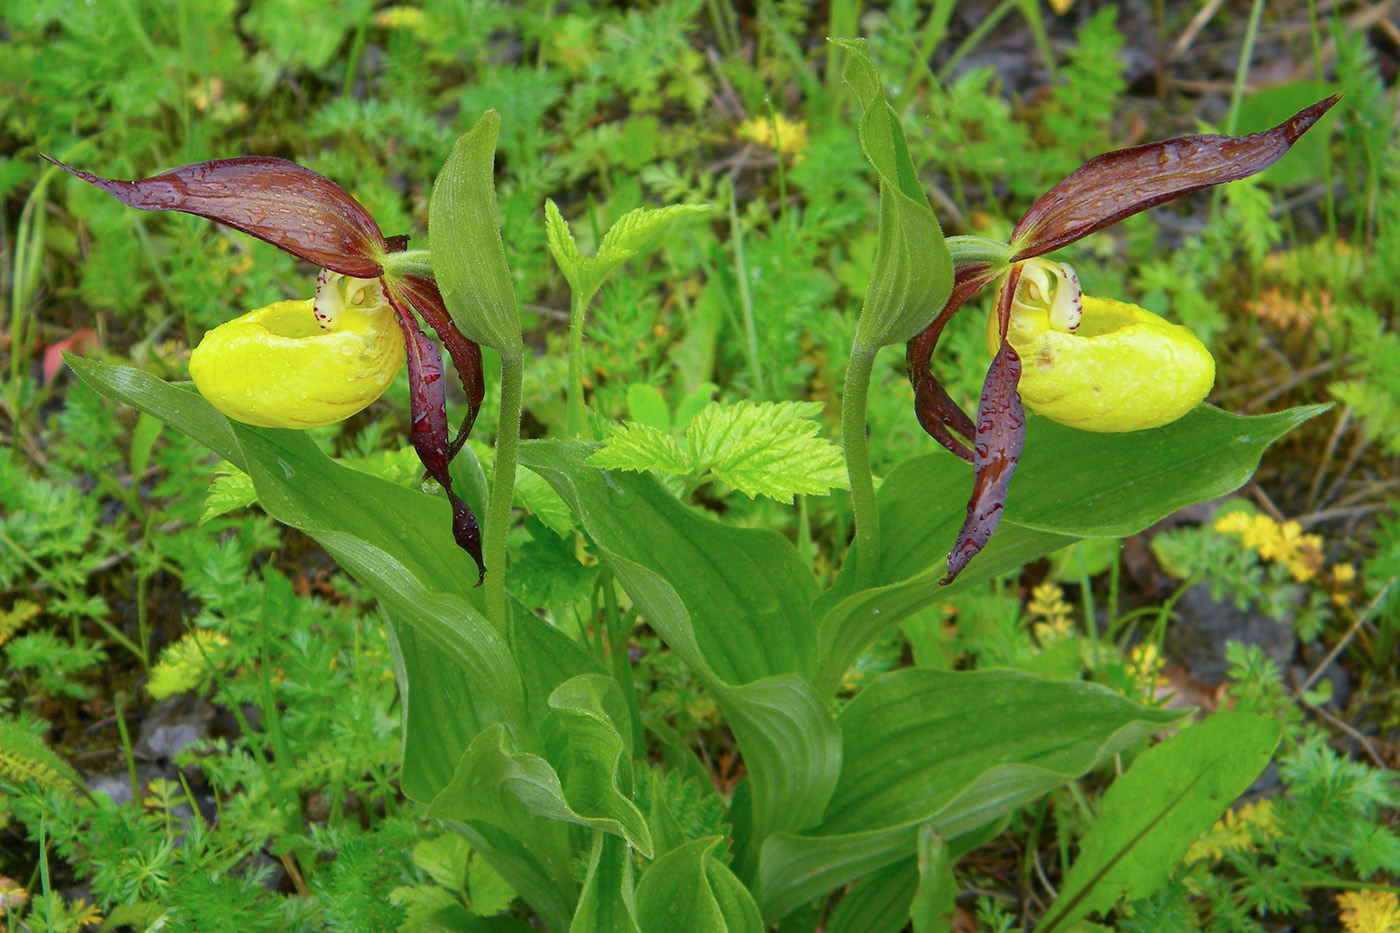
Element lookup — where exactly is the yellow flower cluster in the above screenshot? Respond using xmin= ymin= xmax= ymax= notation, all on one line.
xmin=1338 ymin=890 xmax=1400 ymax=933
xmin=736 ymin=114 xmax=809 ymax=159
xmin=1213 ymin=511 xmax=1325 ymax=582
xmin=1185 ymin=800 xmax=1278 ymax=864
xmin=1028 ymin=582 xmax=1073 ymax=641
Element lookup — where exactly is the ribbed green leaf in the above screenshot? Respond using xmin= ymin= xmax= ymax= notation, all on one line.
xmin=758 ymin=670 xmax=1181 ymax=921
xmin=572 ymin=831 xmax=640 ymax=933
xmin=636 ymin=837 xmax=764 ymax=933
xmin=520 ymin=439 xmax=817 ymax=684
xmin=814 ymin=405 xmax=1326 ymax=693
xmin=429 ymin=677 xmax=652 ymax=857
xmin=431 ymin=111 xmax=521 ymax=353
xmin=831 ymin=38 xmax=952 ymax=348
xmin=1035 ymin=713 xmax=1281 ymax=933
xmin=67 ymin=357 xmax=527 ymax=774
xmin=519 ymin=441 xmax=840 ymax=863
xmin=824 ymin=858 xmax=919 ymax=933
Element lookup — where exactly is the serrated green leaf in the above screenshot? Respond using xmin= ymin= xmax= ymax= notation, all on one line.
xmin=0 ymin=717 xmax=86 ymax=796
xmin=1034 ymin=713 xmax=1281 ymax=933
xmin=546 ymin=200 xmax=710 ymax=306
xmin=597 ymin=204 xmax=710 ymax=268
xmin=588 ymin=423 xmax=692 ymax=477
xmin=510 ymin=525 xmax=598 ymax=609
xmin=200 ymin=467 xmax=256 ymax=524
xmin=687 ymin=400 xmax=848 ymax=501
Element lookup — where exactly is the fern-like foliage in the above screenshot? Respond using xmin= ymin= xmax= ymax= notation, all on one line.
xmin=0 ymin=718 xmax=85 ymax=797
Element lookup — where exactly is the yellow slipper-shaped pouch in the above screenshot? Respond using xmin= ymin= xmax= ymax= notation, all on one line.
xmin=989 ymin=265 xmax=1214 ymax=432
xmin=190 ymin=275 xmax=405 ymax=429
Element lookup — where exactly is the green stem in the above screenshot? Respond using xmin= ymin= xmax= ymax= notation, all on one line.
xmin=566 ymin=290 xmax=591 ymax=439
xmin=1224 ymin=0 xmax=1266 ymax=135
xmin=729 ymin=190 xmax=765 ymax=398
xmin=842 ymin=341 xmax=881 ymax=589
xmin=381 ymin=249 xmax=435 ymax=279
xmin=486 ymin=349 xmax=524 ymax=630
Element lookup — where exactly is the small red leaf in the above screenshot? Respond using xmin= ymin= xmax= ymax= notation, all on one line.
xmin=45 ymin=156 xmax=387 ymax=278
xmin=43 ymin=329 xmax=97 ymax=383
xmin=1010 ymin=94 xmax=1341 ymax=261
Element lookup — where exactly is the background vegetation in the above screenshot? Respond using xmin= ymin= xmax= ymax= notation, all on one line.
xmin=0 ymin=0 xmax=1397 ymax=929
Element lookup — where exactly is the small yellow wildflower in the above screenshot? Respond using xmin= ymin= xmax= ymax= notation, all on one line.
xmin=1333 ymin=562 xmax=1357 ymax=585
xmin=375 ymin=6 xmax=427 ymax=30
xmin=1028 ymin=582 xmax=1073 ymax=641
xmin=736 ymin=114 xmax=809 ymax=159
xmin=1338 ymin=890 xmax=1400 ymax=933
xmin=1129 ymin=643 xmax=1168 ymax=688
xmin=1212 ymin=511 xmax=1325 ymax=582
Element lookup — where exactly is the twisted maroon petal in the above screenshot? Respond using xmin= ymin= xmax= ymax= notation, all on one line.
xmin=944 ymin=265 xmax=1025 ymax=585
xmin=44 ymin=155 xmax=387 ymax=278
xmin=386 ymin=290 xmax=485 ymax=585
xmin=906 ymin=262 xmax=1000 ymax=462
xmin=1010 ymin=94 xmax=1341 ymax=261
xmin=389 ymin=275 xmax=486 ymax=459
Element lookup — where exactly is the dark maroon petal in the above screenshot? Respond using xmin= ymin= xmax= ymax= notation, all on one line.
xmin=905 ymin=262 xmax=999 ymax=461
xmin=388 ymin=294 xmax=485 ymax=585
xmin=44 ymin=155 xmax=386 ymax=278
xmin=943 ymin=268 xmax=1025 ymax=585
xmin=389 ymin=275 xmax=486 ymax=451
xmin=1009 ymin=94 xmax=1341 ymax=261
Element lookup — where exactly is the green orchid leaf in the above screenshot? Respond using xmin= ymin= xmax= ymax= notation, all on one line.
xmin=635 ymin=837 xmax=764 ymax=933
xmin=521 ymin=439 xmax=817 ymax=684
xmin=626 ymin=384 xmax=671 ymax=433
xmin=571 ymin=831 xmax=640 ymax=933
xmin=824 ymin=859 xmax=919 ymax=933
xmin=386 ymin=620 xmax=504 ymax=805
xmin=541 ymin=674 xmax=652 ymax=855
xmin=431 ymin=110 xmax=522 ymax=353
xmin=453 ymin=822 xmax=575 ymax=933
xmin=68 ymin=357 xmax=527 ymax=795
xmin=1034 ymin=713 xmax=1282 ymax=933
xmin=519 ymin=440 xmax=840 ymax=864
xmin=589 ymin=400 xmax=847 ymax=502
xmin=814 ymin=404 xmax=1326 ymax=691
xmin=758 ymin=669 xmax=1181 ymax=921
xmin=911 ymin=826 xmax=956 ymax=933
xmin=427 ymin=711 xmax=649 ymax=856
xmin=831 ymin=38 xmax=952 ymax=348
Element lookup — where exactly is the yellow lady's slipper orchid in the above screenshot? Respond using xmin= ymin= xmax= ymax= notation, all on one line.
xmin=986 ymin=258 xmax=1214 ymax=432
xmin=903 ymin=93 xmax=1339 ymax=583
xmin=190 ymin=274 xmax=405 ymax=429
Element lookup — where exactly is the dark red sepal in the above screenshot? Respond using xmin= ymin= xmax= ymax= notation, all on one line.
xmin=1009 ymin=94 xmax=1341 ymax=261
xmin=943 ymin=266 xmax=1025 ymax=585
xmin=387 ymin=294 xmax=485 ymax=585
xmin=44 ymin=155 xmax=387 ymax=278
xmin=906 ymin=262 xmax=1000 ymax=461
xmin=389 ymin=275 xmax=486 ymax=454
